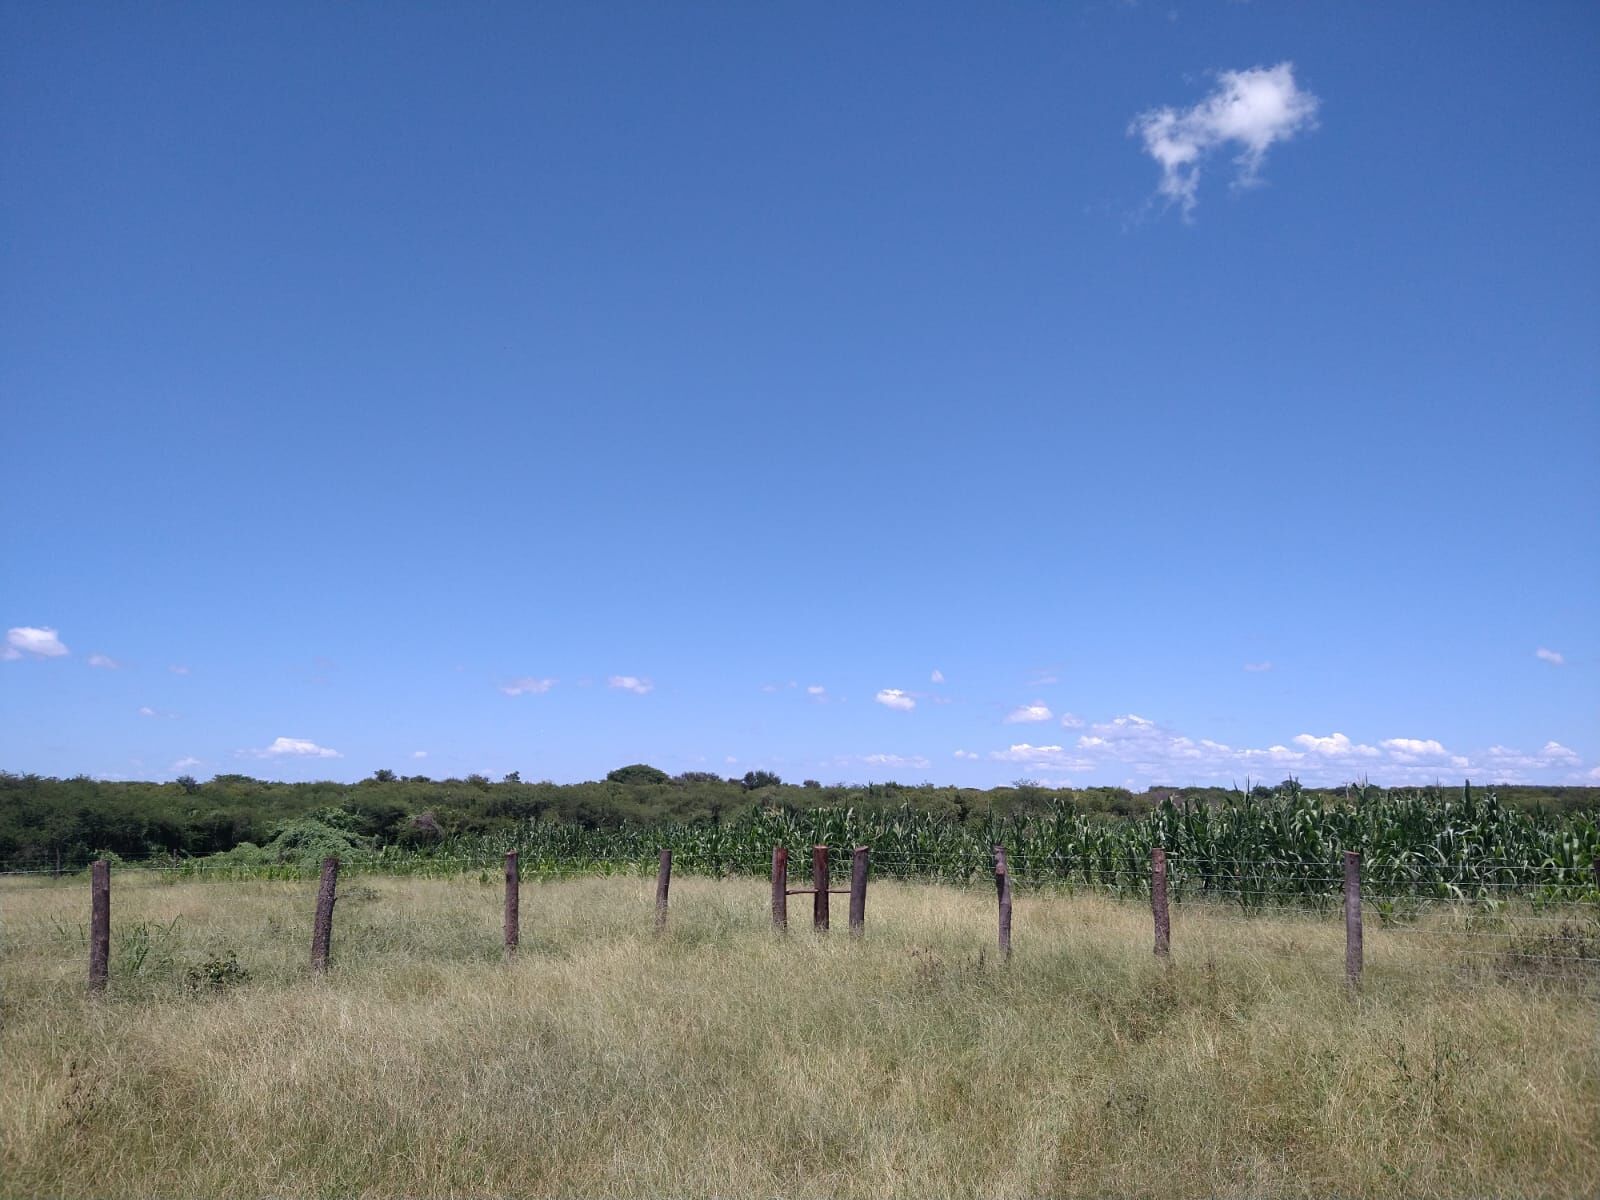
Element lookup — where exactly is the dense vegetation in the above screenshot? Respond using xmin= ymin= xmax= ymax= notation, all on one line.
xmin=4 ymin=769 xmax=1594 ymax=904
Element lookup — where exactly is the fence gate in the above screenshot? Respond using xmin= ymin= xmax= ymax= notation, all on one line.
xmin=771 ymin=845 xmax=869 ymax=936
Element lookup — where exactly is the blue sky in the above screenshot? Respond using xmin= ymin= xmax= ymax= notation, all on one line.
xmin=3 ymin=2 xmax=1596 ymax=789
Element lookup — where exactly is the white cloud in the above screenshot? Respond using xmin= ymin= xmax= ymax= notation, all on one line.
xmin=875 ymin=688 xmax=915 ymax=711
xmin=411 ymin=750 xmax=428 ymax=759
xmin=1292 ymin=732 xmax=1379 ymax=758
xmin=806 ymin=685 xmax=826 ymax=696
xmin=1243 ymin=661 xmax=1273 ymax=673
xmin=930 ymin=669 xmax=945 ymax=683
xmin=1535 ymin=647 xmax=1565 ymax=666
xmin=861 ymin=753 xmax=931 ymax=770
xmin=609 ymin=675 xmax=654 ymax=695
xmin=169 ymin=664 xmax=190 ymax=676
xmin=171 ymin=757 xmax=202 ymax=771
xmin=88 ymin=653 xmax=120 ymax=669
xmin=246 ymin=736 xmax=341 ymax=759
xmin=1131 ymin=62 xmax=1319 ymax=217
xmin=977 ymin=713 xmax=1590 ymax=787
xmin=1381 ymin=737 xmax=1451 ymax=761
xmin=501 ymin=677 xmax=556 ymax=696
xmin=138 ymin=706 xmax=157 ymax=718
xmin=990 ymin=743 xmax=1066 ymax=762
xmin=1059 ymin=712 xmax=1085 ymax=728
xmin=1005 ymin=703 xmax=1053 ymax=724
xmin=6 ymin=626 xmax=69 ymax=658
xmin=953 ymin=750 xmax=978 ymax=760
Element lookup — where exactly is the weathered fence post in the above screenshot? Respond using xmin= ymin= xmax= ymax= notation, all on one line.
xmin=813 ymin=845 xmax=830 ymax=933
xmin=310 ymin=856 xmax=339 ymax=973
xmin=1344 ymin=850 xmax=1363 ymax=990
xmin=849 ymin=846 xmax=869 ymax=937
xmin=771 ymin=846 xmax=788 ymax=931
xmin=994 ymin=845 xmax=1012 ymax=959
xmin=1151 ymin=847 xmax=1170 ymax=958
xmin=655 ymin=849 xmax=672 ymax=934
xmin=503 ymin=851 xmax=520 ymax=957
xmin=88 ymin=859 xmax=110 ymax=996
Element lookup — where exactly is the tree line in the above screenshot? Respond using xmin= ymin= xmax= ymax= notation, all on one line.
xmin=0 ymin=765 xmax=1594 ymax=872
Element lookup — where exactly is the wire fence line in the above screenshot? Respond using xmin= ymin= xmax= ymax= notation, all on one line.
xmin=5 ymin=849 xmax=1598 ymax=1001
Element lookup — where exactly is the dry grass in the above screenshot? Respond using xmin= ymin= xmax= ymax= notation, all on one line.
xmin=2 ymin=872 xmax=1596 ymax=1198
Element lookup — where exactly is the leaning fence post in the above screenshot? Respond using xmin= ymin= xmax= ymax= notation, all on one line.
xmin=813 ymin=845 xmax=830 ymax=933
xmin=771 ymin=846 xmax=788 ymax=931
xmin=504 ymin=851 xmax=520 ymax=957
xmin=849 ymin=846 xmax=869 ymax=937
xmin=1151 ymin=847 xmax=1170 ymax=958
xmin=310 ymin=856 xmax=340 ymax=973
xmin=88 ymin=859 xmax=110 ymax=996
xmin=994 ymin=845 xmax=1012 ymax=959
xmin=1344 ymin=850 xmax=1363 ymax=990
xmin=655 ymin=849 xmax=672 ymax=934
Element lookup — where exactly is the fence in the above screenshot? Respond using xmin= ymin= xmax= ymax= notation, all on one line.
xmin=10 ymin=847 xmax=1594 ymax=998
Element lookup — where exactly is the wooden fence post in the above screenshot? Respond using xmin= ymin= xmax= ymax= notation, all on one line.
xmin=1344 ymin=850 xmax=1363 ymax=990
xmin=1151 ymin=847 xmax=1170 ymax=958
xmin=504 ymin=851 xmax=520 ymax=957
xmin=771 ymin=846 xmax=788 ymax=931
xmin=994 ymin=845 xmax=1012 ymax=959
xmin=849 ymin=846 xmax=869 ymax=937
xmin=655 ymin=849 xmax=672 ymax=934
xmin=310 ymin=856 xmax=339 ymax=973
xmin=88 ymin=859 xmax=110 ymax=996
xmin=813 ymin=845 xmax=829 ymax=933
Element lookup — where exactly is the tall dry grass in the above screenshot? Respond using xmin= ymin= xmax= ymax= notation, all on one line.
xmin=2 ymin=872 xmax=1596 ymax=1198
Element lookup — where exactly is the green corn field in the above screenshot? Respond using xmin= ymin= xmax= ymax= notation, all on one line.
xmin=166 ymin=782 xmax=1598 ymax=906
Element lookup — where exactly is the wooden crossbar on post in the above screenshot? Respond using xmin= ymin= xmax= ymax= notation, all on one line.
xmin=310 ymin=856 xmax=339 ymax=973
xmin=504 ymin=851 xmax=520 ymax=957
xmin=994 ymin=845 xmax=1012 ymax=958
xmin=813 ymin=845 xmax=829 ymax=932
xmin=1152 ymin=847 xmax=1170 ymax=959
xmin=655 ymin=849 xmax=672 ymax=934
xmin=88 ymin=859 xmax=110 ymax=996
xmin=849 ymin=846 xmax=869 ymax=937
xmin=771 ymin=846 xmax=788 ymax=931
xmin=1344 ymin=850 xmax=1363 ymax=990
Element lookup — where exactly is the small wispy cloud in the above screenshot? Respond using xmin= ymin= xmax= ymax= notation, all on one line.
xmin=609 ymin=675 xmax=654 ymax=695
xmin=1059 ymin=713 xmax=1084 ymax=728
xmin=861 ymin=753 xmax=931 ymax=770
xmin=245 ymin=736 xmax=341 ymax=759
xmin=1005 ymin=703 xmax=1054 ymax=724
xmin=88 ymin=653 xmax=120 ymax=669
xmin=1131 ymin=62 xmax=1320 ymax=218
xmin=501 ymin=677 xmax=557 ymax=696
xmin=954 ymin=749 xmax=978 ymax=760
xmin=411 ymin=750 xmax=428 ymax=759
xmin=807 ymin=684 xmax=827 ymax=696
xmin=171 ymin=756 xmax=202 ymax=772
xmin=169 ymin=664 xmax=191 ymax=676
xmin=1243 ymin=661 xmax=1273 ymax=673
xmin=5 ymin=626 xmax=69 ymax=659
xmin=875 ymin=688 xmax=915 ymax=711
xmin=1535 ymin=647 xmax=1565 ymax=666
xmin=930 ymin=669 xmax=945 ymax=683
xmin=138 ymin=706 xmax=158 ymax=718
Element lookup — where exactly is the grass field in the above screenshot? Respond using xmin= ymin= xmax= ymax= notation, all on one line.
xmin=2 ymin=872 xmax=1597 ymax=1198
